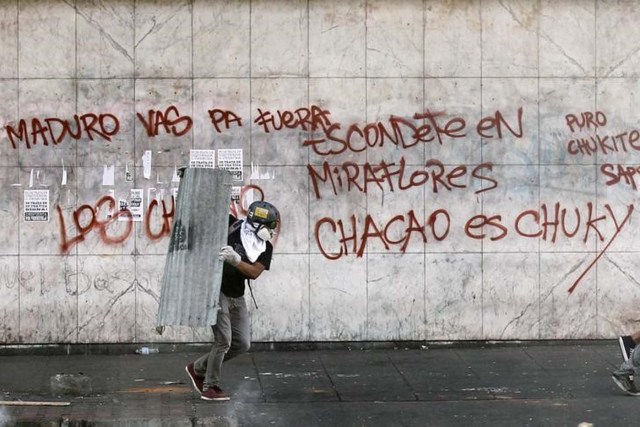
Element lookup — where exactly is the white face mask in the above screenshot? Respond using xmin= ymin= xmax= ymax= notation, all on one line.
xmin=256 ymin=226 xmax=274 ymax=242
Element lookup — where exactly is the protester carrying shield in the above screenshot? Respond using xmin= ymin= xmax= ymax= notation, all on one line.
xmin=185 ymin=201 xmax=280 ymax=401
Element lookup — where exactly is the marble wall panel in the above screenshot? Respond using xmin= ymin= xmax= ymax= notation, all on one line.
xmin=366 ymin=78 xmax=424 ymax=165
xmin=423 ymin=78 xmax=482 ymax=163
xmin=134 ymin=0 xmax=192 ymax=78
xmin=480 ymin=165 xmax=539 ymax=253
xmin=18 ymin=0 xmax=75 ymax=79
xmin=250 ymin=254 xmax=309 ymax=341
xmin=424 ymin=171 xmax=483 ymax=254
xmin=539 ymin=165 xmax=598 ymax=253
xmin=134 ymin=79 xmax=193 ymax=168
xmin=74 ymin=166 xmax=136 ymax=256
xmin=539 ymin=78 xmax=597 ymax=165
xmin=0 ymin=167 xmax=20 ymax=255
xmin=597 ymin=253 xmax=640 ymax=337
xmin=77 ymin=79 xmax=135 ymax=167
xmin=309 ymin=180 xmax=367 ymax=258
xmin=19 ymin=255 xmax=77 ymax=343
xmin=77 ymin=255 xmax=136 ymax=343
xmin=596 ymin=0 xmax=640 ymax=78
xmin=193 ymin=0 xmax=250 ymax=78
xmin=539 ymin=0 xmax=595 ymax=78
xmin=367 ymin=253 xmax=425 ymax=340
xmin=193 ymin=79 xmax=251 ymax=151
xmin=250 ymin=78 xmax=308 ymax=166
xmin=480 ymin=78 xmax=539 ymax=166
xmin=309 ymin=0 xmax=365 ymax=78
xmin=366 ymin=0 xmax=423 ymax=78
xmin=17 ymin=79 xmax=77 ymax=168
xmin=20 ymin=166 xmax=76 ymax=255
xmin=0 ymin=1 xmax=17 ymax=78
xmin=251 ymin=0 xmax=307 ymax=78
xmin=425 ymin=253 xmax=483 ymax=340
xmin=309 ymin=255 xmax=367 ymax=340
xmin=3 ymin=0 xmax=640 ymax=344
xmin=594 ymin=172 xmax=639 ymax=253
xmin=481 ymin=0 xmax=539 ymax=77
xmin=366 ymin=174 xmax=425 ymax=254
xmin=539 ymin=252 xmax=597 ymax=339
xmin=76 ymin=1 xmax=135 ymax=79
xmin=0 ymin=256 xmax=19 ymax=343
xmin=308 ymin=77 xmax=367 ymax=166
xmin=0 ymin=80 xmax=19 ymax=166
xmin=424 ymin=0 xmax=481 ymax=77
xmin=596 ymin=78 xmax=640 ymax=165
xmin=482 ymin=252 xmax=539 ymax=339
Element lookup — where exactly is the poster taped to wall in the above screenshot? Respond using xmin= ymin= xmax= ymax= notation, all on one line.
xmin=24 ymin=189 xmax=49 ymax=222
xmin=217 ymin=149 xmax=243 ymax=181
xmin=189 ymin=149 xmax=215 ymax=168
xmin=117 ymin=189 xmax=144 ymax=222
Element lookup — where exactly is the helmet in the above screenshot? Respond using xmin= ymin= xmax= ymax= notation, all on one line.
xmin=246 ymin=201 xmax=280 ymax=229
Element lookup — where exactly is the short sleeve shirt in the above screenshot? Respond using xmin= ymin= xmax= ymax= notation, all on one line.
xmin=221 ymin=216 xmax=273 ymax=298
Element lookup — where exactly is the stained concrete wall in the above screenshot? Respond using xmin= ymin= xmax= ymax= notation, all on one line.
xmin=0 ymin=0 xmax=638 ymax=344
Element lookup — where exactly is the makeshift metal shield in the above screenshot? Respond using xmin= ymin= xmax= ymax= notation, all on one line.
xmin=156 ymin=168 xmax=233 ymax=327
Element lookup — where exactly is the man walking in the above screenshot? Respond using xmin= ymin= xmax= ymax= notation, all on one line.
xmin=185 ymin=201 xmax=280 ymax=401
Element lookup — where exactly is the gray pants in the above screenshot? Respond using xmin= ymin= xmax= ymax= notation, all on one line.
xmin=193 ymin=293 xmax=251 ymax=390
xmin=617 ymin=345 xmax=640 ymax=375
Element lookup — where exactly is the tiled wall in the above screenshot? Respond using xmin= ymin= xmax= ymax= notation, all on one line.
xmin=0 ymin=0 xmax=638 ymax=344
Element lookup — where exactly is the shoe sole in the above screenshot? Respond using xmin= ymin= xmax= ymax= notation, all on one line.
xmin=619 ymin=337 xmax=630 ymax=362
xmin=200 ymin=395 xmax=230 ymax=401
xmin=612 ymin=375 xmax=640 ymax=396
xmin=185 ymin=365 xmax=203 ymax=393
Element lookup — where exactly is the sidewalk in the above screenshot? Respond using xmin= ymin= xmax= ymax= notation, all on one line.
xmin=0 ymin=341 xmax=633 ymax=426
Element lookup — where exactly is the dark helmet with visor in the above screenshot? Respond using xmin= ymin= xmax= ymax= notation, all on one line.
xmin=246 ymin=201 xmax=280 ymax=229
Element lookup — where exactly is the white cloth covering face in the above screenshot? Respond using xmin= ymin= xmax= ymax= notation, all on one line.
xmin=240 ymin=219 xmax=266 ymax=262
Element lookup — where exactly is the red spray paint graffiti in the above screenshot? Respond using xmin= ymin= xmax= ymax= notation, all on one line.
xmin=57 ymin=185 xmax=273 ymax=253
xmin=6 ymin=113 xmax=120 ymax=149
xmin=136 ymin=105 xmax=192 ymax=137
xmin=58 ymin=195 xmax=133 ymax=253
xmin=15 ymin=102 xmax=636 ymax=297
xmin=315 ymin=202 xmax=634 ymax=294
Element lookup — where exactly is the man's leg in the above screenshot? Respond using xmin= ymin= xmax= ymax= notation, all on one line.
xmin=613 ymin=344 xmax=640 ymax=395
xmin=194 ymin=295 xmax=232 ymax=392
xmin=224 ymin=296 xmax=251 ymax=362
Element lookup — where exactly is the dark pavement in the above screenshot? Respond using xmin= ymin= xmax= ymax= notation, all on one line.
xmin=0 ymin=341 xmax=633 ymax=426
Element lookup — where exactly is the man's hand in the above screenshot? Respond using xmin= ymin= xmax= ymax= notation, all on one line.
xmin=219 ymin=246 xmax=241 ymax=266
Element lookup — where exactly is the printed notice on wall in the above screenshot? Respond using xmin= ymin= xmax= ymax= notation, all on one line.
xmin=217 ymin=149 xmax=243 ymax=181
xmin=143 ymin=150 xmax=152 ymax=179
xmin=230 ymin=186 xmax=241 ymax=205
xmin=190 ymin=149 xmax=215 ymax=168
xmin=24 ymin=189 xmax=49 ymax=222
xmin=119 ymin=189 xmax=144 ymax=222
xmin=129 ymin=189 xmax=144 ymax=222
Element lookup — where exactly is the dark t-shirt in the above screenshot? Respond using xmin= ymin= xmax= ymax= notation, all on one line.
xmin=221 ymin=216 xmax=273 ymax=298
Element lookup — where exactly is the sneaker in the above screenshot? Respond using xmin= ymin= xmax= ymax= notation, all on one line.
xmin=618 ymin=336 xmax=636 ymax=362
xmin=201 ymin=385 xmax=230 ymax=401
xmin=612 ymin=371 xmax=640 ymax=396
xmin=185 ymin=363 xmax=204 ymax=393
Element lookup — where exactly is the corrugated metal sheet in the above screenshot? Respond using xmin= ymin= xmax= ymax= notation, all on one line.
xmin=156 ymin=168 xmax=233 ymax=327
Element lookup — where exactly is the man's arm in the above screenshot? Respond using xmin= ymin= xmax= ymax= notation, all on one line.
xmin=218 ymin=246 xmax=266 ymax=280
xmin=234 ymin=260 xmax=266 ymax=280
